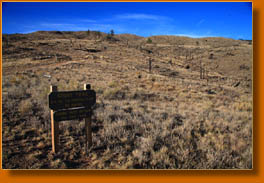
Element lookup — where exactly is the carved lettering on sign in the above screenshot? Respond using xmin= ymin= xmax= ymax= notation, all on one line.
xmin=53 ymin=107 xmax=92 ymax=122
xmin=49 ymin=90 xmax=96 ymax=110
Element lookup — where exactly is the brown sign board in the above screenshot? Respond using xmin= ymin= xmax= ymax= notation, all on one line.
xmin=54 ymin=107 xmax=92 ymax=122
xmin=49 ymin=90 xmax=96 ymax=110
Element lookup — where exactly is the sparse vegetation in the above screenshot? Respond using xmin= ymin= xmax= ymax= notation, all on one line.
xmin=2 ymin=31 xmax=252 ymax=169
xmin=147 ymin=38 xmax=152 ymax=44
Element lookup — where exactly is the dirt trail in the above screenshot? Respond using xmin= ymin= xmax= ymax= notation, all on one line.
xmin=3 ymin=59 xmax=83 ymax=75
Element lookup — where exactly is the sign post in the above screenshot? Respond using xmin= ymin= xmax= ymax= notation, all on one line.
xmin=84 ymin=84 xmax=92 ymax=151
xmin=49 ymin=84 xmax=96 ymax=153
xmin=50 ymin=86 xmax=59 ymax=153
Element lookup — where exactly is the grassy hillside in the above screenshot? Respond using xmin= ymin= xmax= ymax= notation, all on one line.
xmin=2 ymin=31 xmax=252 ymax=169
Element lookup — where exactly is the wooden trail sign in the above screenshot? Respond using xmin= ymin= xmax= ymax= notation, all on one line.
xmin=53 ymin=107 xmax=92 ymax=122
xmin=49 ymin=84 xmax=96 ymax=153
xmin=49 ymin=90 xmax=96 ymax=110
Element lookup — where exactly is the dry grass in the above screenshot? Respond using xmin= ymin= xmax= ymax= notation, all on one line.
xmin=2 ymin=31 xmax=252 ymax=169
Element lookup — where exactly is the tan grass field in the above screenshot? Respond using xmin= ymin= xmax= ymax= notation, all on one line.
xmin=2 ymin=31 xmax=252 ymax=169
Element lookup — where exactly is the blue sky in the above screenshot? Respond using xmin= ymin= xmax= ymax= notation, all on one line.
xmin=2 ymin=2 xmax=252 ymax=40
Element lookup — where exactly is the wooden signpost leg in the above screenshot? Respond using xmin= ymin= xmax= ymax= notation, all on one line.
xmin=84 ymin=84 xmax=92 ymax=151
xmin=50 ymin=86 xmax=59 ymax=153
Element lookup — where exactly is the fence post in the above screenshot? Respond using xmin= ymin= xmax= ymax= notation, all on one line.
xmin=206 ymin=70 xmax=209 ymax=85
xmin=50 ymin=85 xmax=59 ymax=153
xmin=84 ymin=84 xmax=92 ymax=151
xmin=149 ymin=58 xmax=152 ymax=73
xmin=200 ymin=60 xmax=202 ymax=79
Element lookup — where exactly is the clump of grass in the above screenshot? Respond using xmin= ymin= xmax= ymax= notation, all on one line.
xmin=233 ymin=101 xmax=252 ymax=112
xmin=18 ymin=99 xmax=33 ymax=116
xmin=108 ymin=81 xmax=119 ymax=88
xmin=103 ymin=87 xmax=126 ymax=100
xmin=9 ymin=74 xmax=25 ymax=85
xmin=50 ymin=159 xmax=64 ymax=168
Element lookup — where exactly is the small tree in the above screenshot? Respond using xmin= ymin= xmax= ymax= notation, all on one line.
xmin=106 ymin=29 xmax=115 ymax=41
xmin=147 ymin=38 xmax=152 ymax=44
xmin=87 ymin=29 xmax=90 ymax=36
xmin=110 ymin=29 xmax=114 ymax=37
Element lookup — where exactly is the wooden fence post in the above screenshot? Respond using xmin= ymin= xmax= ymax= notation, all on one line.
xmin=50 ymin=85 xmax=59 ymax=153
xmin=200 ymin=60 xmax=202 ymax=79
xmin=84 ymin=84 xmax=92 ymax=151
xmin=149 ymin=58 xmax=152 ymax=73
xmin=206 ymin=70 xmax=209 ymax=85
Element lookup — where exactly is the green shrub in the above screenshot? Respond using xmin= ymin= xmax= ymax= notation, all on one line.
xmin=147 ymin=38 xmax=152 ymax=44
xmin=110 ymin=29 xmax=114 ymax=37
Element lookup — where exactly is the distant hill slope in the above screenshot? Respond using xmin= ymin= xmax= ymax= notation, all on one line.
xmin=3 ymin=30 xmax=252 ymax=80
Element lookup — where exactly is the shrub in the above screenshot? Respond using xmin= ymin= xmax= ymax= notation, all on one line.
xmin=240 ymin=64 xmax=249 ymax=70
xmin=209 ymin=53 xmax=214 ymax=59
xmin=110 ymin=29 xmax=114 ymax=37
xmin=108 ymin=81 xmax=119 ymax=88
xmin=147 ymin=38 xmax=152 ymax=44
xmin=103 ymin=88 xmax=126 ymax=100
